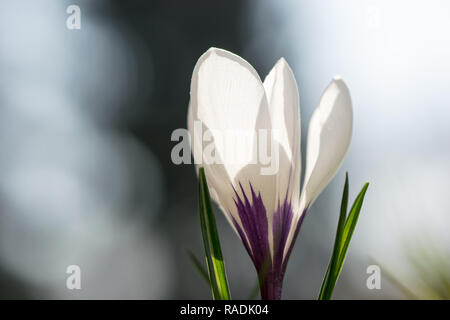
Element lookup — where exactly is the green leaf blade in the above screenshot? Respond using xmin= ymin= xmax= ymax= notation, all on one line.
xmin=319 ymin=173 xmax=350 ymax=300
xmin=336 ymin=182 xmax=370 ymax=274
xmin=318 ymin=175 xmax=369 ymax=300
xmin=198 ymin=167 xmax=231 ymax=300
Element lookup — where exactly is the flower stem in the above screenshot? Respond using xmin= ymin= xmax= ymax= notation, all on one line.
xmin=259 ymin=270 xmax=284 ymax=300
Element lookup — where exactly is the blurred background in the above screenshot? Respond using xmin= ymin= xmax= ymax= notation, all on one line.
xmin=0 ymin=0 xmax=449 ymax=299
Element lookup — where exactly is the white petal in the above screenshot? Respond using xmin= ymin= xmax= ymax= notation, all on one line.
xmin=189 ymin=48 xmax=268 ymax=181
xmin=263 ymin=58 xmax=301 ymax=207
xmin=282 ymin=78 xmax=352 ymax=261
xmin=188 ymin=48 xmax=278 ymax=241
xmin=300 ymin=77 xmax=353 ymax=210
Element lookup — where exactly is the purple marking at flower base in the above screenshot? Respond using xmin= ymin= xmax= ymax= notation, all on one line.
xmin=230 ymin=181 xmax=308 ymax=300
xmin=232 ymin=182 xmax=270 ymax=274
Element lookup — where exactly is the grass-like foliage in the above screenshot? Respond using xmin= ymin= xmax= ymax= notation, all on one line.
xmin=319 ymin=173 xmax=370 ymax=300
xmin=198 ymin=167 xmax=231 ymax=300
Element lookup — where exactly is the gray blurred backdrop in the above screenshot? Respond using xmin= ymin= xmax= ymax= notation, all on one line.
xmin=0 ymin=0 xmax=449 ymax=299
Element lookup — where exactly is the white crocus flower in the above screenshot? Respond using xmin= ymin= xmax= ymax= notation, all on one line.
xmin=188 ymin=48 xmax=352 ymax=299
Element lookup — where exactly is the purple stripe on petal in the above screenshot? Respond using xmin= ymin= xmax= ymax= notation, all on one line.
xmin=272 ymin=196 xmax=294 ymax=276
xmin=230 ymin=213 xmax=253 ymax=260
xmin=230 ymin=179 xmax=308 ymax=300
xmin=232 ymin=182 xmax=270 ymax=273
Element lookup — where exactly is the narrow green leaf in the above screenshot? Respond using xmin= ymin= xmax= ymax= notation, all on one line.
xmin=186 ymin=249 xmax=210 ymax=285
xmin=198 ymin=167 xmax=231 ymax=300
xmin=318 ymin=173 xmax=349 ymax=300
xmin=318 ymin=175 xmax=369 ymax=300
xmin=336 ymin=182 xmax=369 ymax=275
xmin=318 ymin=263 xmax=332 ymax=300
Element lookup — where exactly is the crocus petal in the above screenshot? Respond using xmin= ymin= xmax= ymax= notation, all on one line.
xmin=299 ymin=77 xmax=353 ymax=210
xmin=263 ymin=58 xmax=301 ymax=209
xmin=188 ymin=48 xmax=279 ymax=255
xmin=189 ymin=47 xmax=269 ymax=179
xmin=262 ymin=58 xmax=301 ymax=261
xmin=282 ymin=77 xmax=352 ymax=262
